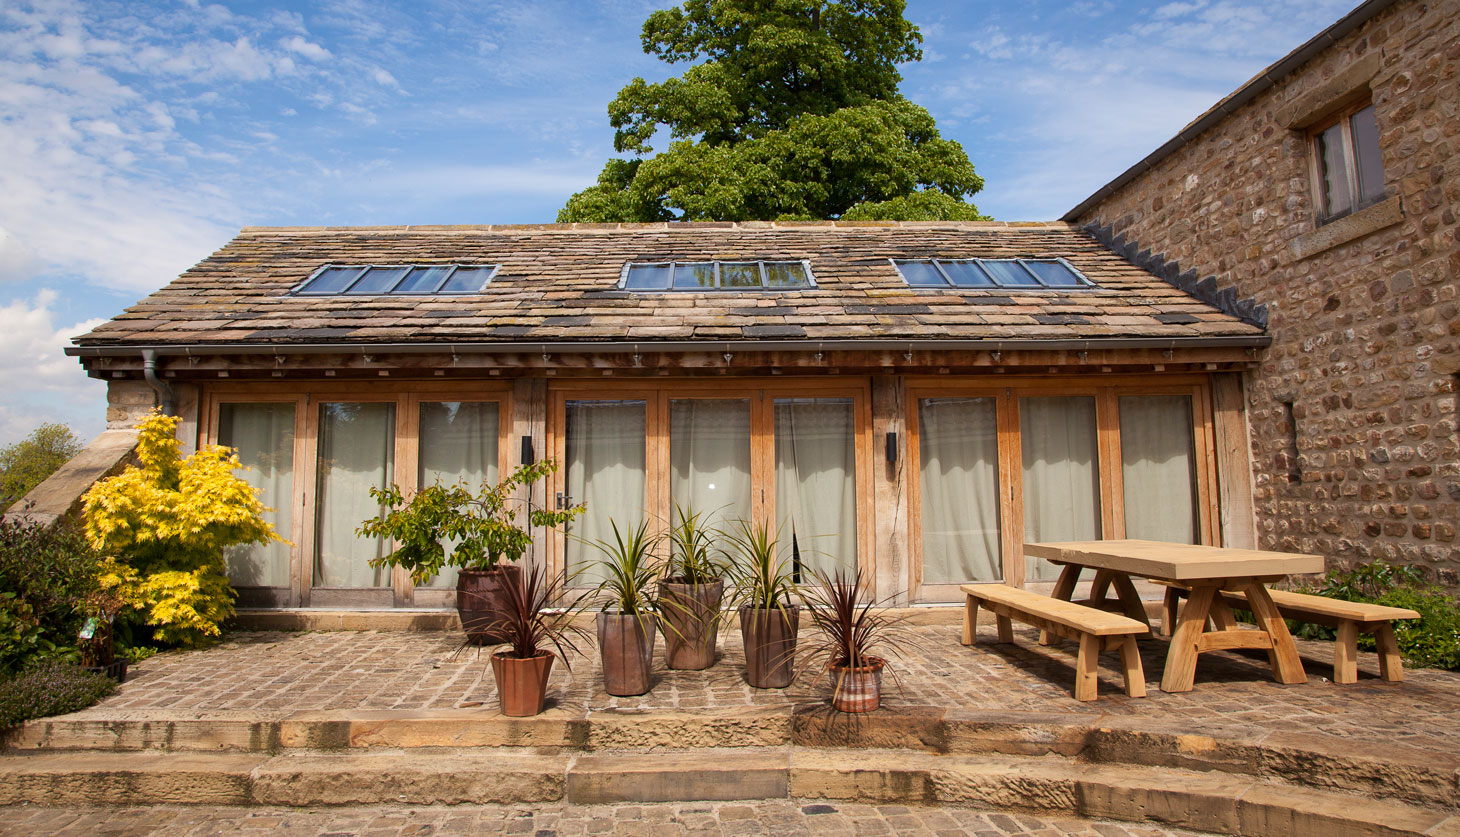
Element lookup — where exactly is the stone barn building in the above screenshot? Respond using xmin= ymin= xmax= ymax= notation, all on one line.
xmin=1067 ymin=0 xmax=1459 ymax=584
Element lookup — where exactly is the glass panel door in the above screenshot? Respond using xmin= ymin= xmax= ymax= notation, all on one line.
xmin=314 ymin=402 xmax=396 ymax=589
xmin=774 ymin=398 xmax=856 ymax=580
xmin=1119 ymin=395 xmax=1198 ymax=544
xmin=218 ymin=402 xmax=294 ymax=589
xmin=418 ymin=401 xmax=500 ymax=587
xmin=670 ymin=399 xmax=752 ymax=529
xmin=564 ymin=400 xmax=647 ymax=586
xmin=918 ymin=398 xmax=1002 ymax=584
xmin=1020 ymin=396 xmax=1100 ymax=582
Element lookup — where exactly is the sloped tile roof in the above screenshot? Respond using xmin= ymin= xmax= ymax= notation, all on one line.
xmin=74 ymin=221 xmax=1264 ymax=347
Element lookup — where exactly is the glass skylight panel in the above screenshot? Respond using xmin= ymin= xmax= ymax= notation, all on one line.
xmin=623 ymin=263 xmax=672 ymax=290
xmin=346 ymin=266 xmax=410 ymax=295
xmin=891 ymin=258 xmax=1093 ymax=290
xmin=977 ymin=259 xmax=1041 ymax=286
xmin=438 ymin=266 xmax=493 ymax=294
xmin=720 ymin=262 xmax=763 ymax=288
xmin=1022 ymin=260 xmax=1085 ymax=287
xmin=764 ymin=262 xmax=810 ymax=288
xmin=672 ymin=262 xmax=717 ymax=289
xmin=296 ymin=264 xmax=495 ymax=296
xmin=892 ymin=260 xmax=946 ymax=287
xmin=937 ymin=260 xmax=995 ymax=288
xmin=302 ymin=266 xmax=366 ymax=294
xmin=622 ymin=261 xmax=813 ymax=291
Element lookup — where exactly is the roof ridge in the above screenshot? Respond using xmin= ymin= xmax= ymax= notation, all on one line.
xmin=235 ymin=220 xmax=1078 ymax=236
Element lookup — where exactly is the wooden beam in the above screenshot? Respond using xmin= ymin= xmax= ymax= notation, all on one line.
xmin=1212 ymin=373 xmax=1257 ymax=549
xmin=870 ymin=376 xmax=909 ymax=604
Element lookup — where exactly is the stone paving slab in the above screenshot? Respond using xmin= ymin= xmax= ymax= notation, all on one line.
xmin=0 ymin=800 xmax=1218 ymax=836
xmin=67 ymin=620 xmax=1460 ymax=758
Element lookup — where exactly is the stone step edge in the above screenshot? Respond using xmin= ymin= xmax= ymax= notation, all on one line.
xmin=0 ymin=748 xmax=1454 ymax=837
xmin=9 ymin=705 xmax=1457 ymax=810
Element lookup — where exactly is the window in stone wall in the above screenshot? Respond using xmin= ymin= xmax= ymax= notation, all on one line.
xmin=1311 ymin=102 xmax=1387 ymax=223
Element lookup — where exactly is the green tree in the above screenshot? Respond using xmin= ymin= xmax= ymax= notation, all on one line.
xmin=0 ymin=423 xmax=82 ymax=507
xmin=559 ymin=0 xmax=986 ymax=223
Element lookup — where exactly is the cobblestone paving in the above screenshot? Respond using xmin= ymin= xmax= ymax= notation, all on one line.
xmin=0 ymin=801 xmax=1216 ymax=836
xmin=84 ymin=621 xmax=1460 ymax=754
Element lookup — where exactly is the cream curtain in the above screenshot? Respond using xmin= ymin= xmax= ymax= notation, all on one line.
xmin=1119 ymin=395 xmax=1198 ymax=544
xmin=565 ymin=400 xmax=646 ymax=586
xmin=314 ymin=403 xmax=395 ymax=588
xmin=774 ymin=398 xmax=856 ymax=580
xmin=218 ymin=402 xmax=294 ymax=588
xmin=1020 ymin=397 xmax=1100 ymax=582
xmin=918 ymin=398 xmax=1002 ymax=584
xmin=670 ymin=399 xmax=751 ymax=529
xmin=418 ymin=401 xmax=500 ymax=587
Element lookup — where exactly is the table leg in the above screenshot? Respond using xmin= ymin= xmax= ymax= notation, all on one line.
xmin=1162 ymin=583 xmax=1217 ymax=693
xmin=1375 ymin=623 xmax=1404 ymax=682
xmin=1238 ymin=581 xmax=1307 ymax=685
xmin=1109 ymin=572 xmax=1153 ymax=636
xmin=962 ymin=593 xmax=978 ymax=646
xmin=1041 ymin=564 xmax=1082 ymax=646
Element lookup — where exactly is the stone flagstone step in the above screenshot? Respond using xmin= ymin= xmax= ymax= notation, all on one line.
xmin=11 ymin=706 xmax=1459 ymax=812
xmin=2 ymin=746 xmax=1458 ymax=836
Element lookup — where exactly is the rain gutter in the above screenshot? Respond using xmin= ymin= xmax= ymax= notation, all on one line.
xmin=67 ymin=335 xmax=1270 ymax=362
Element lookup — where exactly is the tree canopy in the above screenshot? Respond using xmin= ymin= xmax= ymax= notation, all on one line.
xmin=0 ymin=423 xmax=82 ymax=508
xmin=559 ymin=0 xmax=986 ymax=223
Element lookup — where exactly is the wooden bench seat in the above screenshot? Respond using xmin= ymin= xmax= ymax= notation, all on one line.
xmin=1159 ymin=583 xmax=1419 ymax=683
xmin=961 ymin=583 xmax=1148 ymax=701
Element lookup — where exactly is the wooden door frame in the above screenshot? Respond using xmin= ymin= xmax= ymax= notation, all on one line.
xmin=544 ymin=378 xmax=873 ymax=590
xmin=904 ymin=374 xmax=1219 ymax=603
xmin=201 ymin=380 xmax=514 ymax=608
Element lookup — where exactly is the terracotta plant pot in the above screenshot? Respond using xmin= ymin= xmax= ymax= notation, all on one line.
xmin=659 ymin=578 xmax=724 ymax=671
xmin=597 ymin=611 xmax=656 ymax=696
xmin=457 ymin=565 xmax=523 ymax=645
xmin=739 ymin=605 xmax=800 ymax=689
xmin=828 ymin=657 xmax=884 ymax=713
xmin=490 ymin=650 xmax=555 ymax=717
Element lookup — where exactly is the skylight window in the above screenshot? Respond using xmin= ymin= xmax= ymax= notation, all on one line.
xmin=295 ymin=264 xmax=497 ymax=296
xmin=621 ymin=261 xmax=815 ymax=291
xmin=890 ymin=258 xmax=1093 ymax=289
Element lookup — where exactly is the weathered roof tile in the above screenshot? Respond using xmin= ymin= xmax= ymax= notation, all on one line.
xmin=74 ymin=222 xmax=1263 ymax=348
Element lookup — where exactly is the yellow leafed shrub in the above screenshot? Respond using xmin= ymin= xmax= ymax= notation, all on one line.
xmin=83 ymin=412 xmax=281 ymax=647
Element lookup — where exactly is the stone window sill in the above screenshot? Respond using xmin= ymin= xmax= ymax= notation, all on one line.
xmin=1290 ymin=195 xmax=1403 ymax=260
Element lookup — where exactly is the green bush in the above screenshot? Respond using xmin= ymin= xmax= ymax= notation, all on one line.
xmin=0 ymin=515 xmax=103 ymax=674
xmin=0 ymin=662 xmax=117 ymax=727
xmin=1296 ymin=560 xmax=1460 ymax=671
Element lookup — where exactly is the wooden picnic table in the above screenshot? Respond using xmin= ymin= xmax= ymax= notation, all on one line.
xmin=1023 ymin=540 xmax=1325 ymax=693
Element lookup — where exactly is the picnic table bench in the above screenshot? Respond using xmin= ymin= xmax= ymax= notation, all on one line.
xmin=1159 ymin=583 xmax=1420 ymax=683
xmin=961 ymin=583 xmax=1147 ymax=702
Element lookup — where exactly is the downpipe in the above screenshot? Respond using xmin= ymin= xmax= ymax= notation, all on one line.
xmin=141 ymin=349 xmax=176 ymax=416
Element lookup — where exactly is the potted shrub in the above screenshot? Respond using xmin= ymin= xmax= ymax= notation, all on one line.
xmin=725 ymin=519 xmax=799 ymax=689
xmin=486 ymin=564 xmax=590 ymax=716
xmin=360 ymin=460 xmax=583 ymax=645
xmin=589 ymin=520 xmax=661 ymax=696
xmin=798 ymin=567 xmax=915 ymax=713
xmin=658 ymin=505 xmax=728 ymax=670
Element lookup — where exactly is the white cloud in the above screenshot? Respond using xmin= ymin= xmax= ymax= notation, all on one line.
xmin=0 ymin=290 xmax=106 ymax=446
xmin=282 ymin=35 xmax=332 ymax=61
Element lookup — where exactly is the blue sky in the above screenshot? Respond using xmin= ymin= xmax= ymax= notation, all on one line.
xmin=0 ymin=0 xmax=1360 ymax=446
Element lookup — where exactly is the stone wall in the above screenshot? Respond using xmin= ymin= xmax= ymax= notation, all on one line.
xmin=106 ymin=380 xmax=159 ymax=429
xmin=1077 ymin=0 xmax=1459 ymax=582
